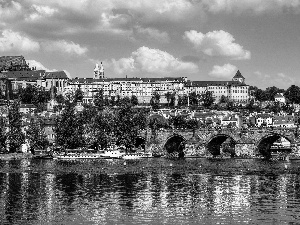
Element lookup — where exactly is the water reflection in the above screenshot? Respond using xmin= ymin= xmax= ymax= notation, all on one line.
xmin=0 ymin=159 xmax=300 ymax=224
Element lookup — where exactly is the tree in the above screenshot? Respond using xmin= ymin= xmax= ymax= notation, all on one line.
xmin=219 ymin=95 xmax=229 ymax=104
xmin=178 ymin=95 xmax=188 ymax=107
xmin=0 ymin=116 xmax=7 ymax=152
xmin=150 ymin=91 xmax=160 ymax=110
xmin=93 ymin=89 xmax=105 ymax=110
xmin=186 ymin=118 xmax=199 ymax=136
xmin=17 ymin=85 xmax=36 ymax=104
xmin=55 ymin=103 xmax=85 ymax=149
xmin=84 ymin=109 xmax=114 ymax=150
xmin=0 ymin=88 xmax=5 ymax=100
xmin=265 ymin=86 xmax=284 ymax=101
xmin=284 ymin=85 xmax=300 ymax=104
xmin=131 ymin=95 xmax=138 ymax=106
xmin=254 ymin=89 xmax=268 ymax=102
xmin=165 ymin=92 xmax=172 ymax=107
xmin=26 ymin=117 xmax=49 ymax=153
xmin=114 ymin=104 xmax=139 ymax=151
xmin=201 ymin=91 xmax=214 ymax=108
xmin=74 ymin=87 xmax=84 ymax=103
xmin=170 ymin=115 xmax=186 ymax=129
xmin=189 ymin=92 xmax=198 ymax=107
xmin=7 ymin=101 xmax=25 ymax=152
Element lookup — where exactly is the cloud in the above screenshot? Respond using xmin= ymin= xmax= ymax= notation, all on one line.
xmin=253 ymin=71 xmax=296 ymax=88
xmin=0 ymin=29 xmax=40 ymax=52
xmin=42 ymin=40 xmax=88 ymax=56
xmin=27 ymin=59 xmax=72 ymax=78
xmin=134 ymin=26 xmax=170 ymax=43
xmin=184 ymin=30 xmax=251 ymax=60
xmin=0 ymin=1 xmax=22 ymax=22
xmin=202 ymin=0 xmax=300 ymax=14
xmin=26 ymin=4 xmax=58 ymax=21
xmin=209 ymin=64 xmax=237 ymax=78
xmin=111 ymin=46 xmax=199 ymax=75
xmin=27 ymin=60 xmax=57 ymax=71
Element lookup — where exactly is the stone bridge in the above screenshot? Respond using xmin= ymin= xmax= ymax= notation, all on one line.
xmin=137 ymin=128 xmax=300 ymax=158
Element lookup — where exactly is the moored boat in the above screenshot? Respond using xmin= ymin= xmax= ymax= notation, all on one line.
xmin=32 ymin=149 xmax=53 ymax=159
xmin=99 ymin=146 xmax=126 ymax=159
xmin=53 ymin=149 xmax=102 ymax=160
xmin=122 ymin=152 xmax=152 ymax=160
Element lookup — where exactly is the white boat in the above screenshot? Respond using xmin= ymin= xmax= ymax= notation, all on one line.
xmin=122 ymin=152 xmax=152 ymax=160
xmin=99 ymin=147 xmax=126 ymax=159
xmin=53 ymin=149 xmax=102 ymax=160
xmin=54 ymin=152 xmax=102 ymax=160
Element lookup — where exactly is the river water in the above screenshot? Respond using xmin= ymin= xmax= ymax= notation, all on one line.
xmin=1 ymin=158 xmax=300 ymax=225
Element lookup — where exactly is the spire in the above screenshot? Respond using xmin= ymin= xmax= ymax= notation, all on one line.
xmin=99 ymin=62 xmax=104 ymax=79
xmin=232 ymin=70 xmax=245 ymax=84
xmin=94 ymin=63 xmax=99 ymax=79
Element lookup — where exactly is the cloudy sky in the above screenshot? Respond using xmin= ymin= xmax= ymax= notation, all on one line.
xmin=1 ymin=0 xmax=300 ymax=89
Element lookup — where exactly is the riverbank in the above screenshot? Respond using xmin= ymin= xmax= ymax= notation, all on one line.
xmin=0 ymin=153 xmax=33 ymax=160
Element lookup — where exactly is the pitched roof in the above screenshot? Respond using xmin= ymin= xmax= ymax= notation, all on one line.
xmin=4 ymin=70 xmax=45 ymax=79
xmin=188 ymin=80 xmax=245 ymax=87
xmin=45 ymin=71 xmax=68 ymax=79
xmin=232 ymin=70 xmax=245 ymax=79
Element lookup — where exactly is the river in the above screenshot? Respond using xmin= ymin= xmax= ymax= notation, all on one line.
xmin=1 ymin=158 xmax=300 ymax=225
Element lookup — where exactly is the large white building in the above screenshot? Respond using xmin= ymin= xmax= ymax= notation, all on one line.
xmin=64 ymin=64 xmax=249 ymax=105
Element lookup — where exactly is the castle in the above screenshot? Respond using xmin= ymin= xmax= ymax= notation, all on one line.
xmin=0 ymin=56 xmax=250 ymax=105
xmin=65 ymin=62 xmax=249 ymax=105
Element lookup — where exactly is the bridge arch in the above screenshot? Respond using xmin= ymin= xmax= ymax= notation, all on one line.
xmin=164 ymin=134 xmax=186 ymax=158
xmin=206 ymin=134 xmax=237 ymax=156
xmin=256 ymin=133 xmax=293 ymax=158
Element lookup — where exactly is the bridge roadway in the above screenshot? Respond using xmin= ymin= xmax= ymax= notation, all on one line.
xmin=137 ymin=128 xmax=300 ymax=158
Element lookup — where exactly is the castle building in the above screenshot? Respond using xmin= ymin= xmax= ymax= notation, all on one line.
xmin=184 ymin=70 xmax=249 ymax=104
xmin=65 ymin=63 xmax=249 ymax=105
xmin=1 ymin=70 xmax=69 ymax=95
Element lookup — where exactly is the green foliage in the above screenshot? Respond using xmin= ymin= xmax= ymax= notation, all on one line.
xmin=189 ymin=92 xmax=198 ymax=106
xmin=93 ymin=89 xmax=105 ymax=110
xmin=170 ymin=115 xmax=186 ymax=129
xmin=26 ymin=117 xmax=49 ymax=151
xmin=131 ymin=95 xmax=138 ymax=106
xmin=16 ymin=85 xmax=51 ymax=112
xmin=165 ymin=92 xmax=172 ymax=107
xmin=113 ymin=105 xmax=138 ymax=150
xmin=74 ymin=87 xmax=84 ymax=103
xmin=201 ymin=91 xmax=214 ymax=108
xmin=0 ymin=117 xmax=7 ymax=151
xmin=7 ymin=101 xmax=25 ymax=152
xmin=0 ymin=88 xmax=5 ymax=100
xmin=284 ymin=85 xmax=300 ymax=104
xmin=178 ymin=95 xmax=188 ymax=107
xmin=55 ymin=104 xmax=85 ymax=149
xmin=150 ymin=92 xmax=160 ymax=110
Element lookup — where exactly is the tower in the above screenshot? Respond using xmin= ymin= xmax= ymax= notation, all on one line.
xmin=99 ymin=62 xmax=104 ymax=79
xmin=94 ymin=62 xmax=104 ymax=79
xmin=232 ymin=70 xmax=245 ymax=84
xmin=94 ymin=63 xmax=100 ymax=79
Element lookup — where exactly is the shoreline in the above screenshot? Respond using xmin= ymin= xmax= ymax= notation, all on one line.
xmin=0 ymin=153 xmax=33 ymax=160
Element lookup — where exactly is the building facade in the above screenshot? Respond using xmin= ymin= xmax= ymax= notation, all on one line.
xmin=64 ymin=64 xmax=250 ymax=105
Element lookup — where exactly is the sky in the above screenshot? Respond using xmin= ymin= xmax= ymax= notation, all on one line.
xmin=1 ymin=0 xmax=300 ymax=89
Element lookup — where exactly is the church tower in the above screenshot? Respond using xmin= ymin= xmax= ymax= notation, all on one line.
xmin=93 ymin=62 xmax=104 ymax=79
xmin=94 ymin=63 xmax=100 ymax=79
xmin=232 ymin=70 xmax=245 ymax=84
